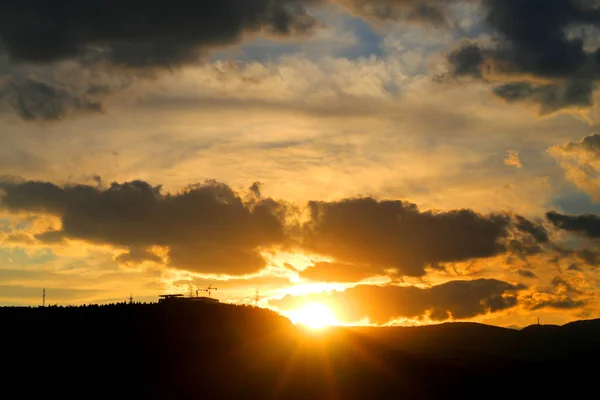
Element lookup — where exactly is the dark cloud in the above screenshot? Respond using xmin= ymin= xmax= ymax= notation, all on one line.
xmin=551 ymin=275 xmax=582 ymax=295
xmin=546 ymin=245 xmax=600 ymax=271
xmin=515 ymin=215 xmax=549 ymax=243
xmin=504 ymin=216 xmax=549 ymax=262
xmin=34 ymin=230 xmax=66 ymax=244
xmin=546 ymin=211 xmax=600 ymax=237
xmin=526 ymin=274 xmax=590 ymax=311
xmin=0 ymin=179 xmax=287 ymax=275
xmin=447 ymin=42 xmax=486 ymax=78
xmin=272 ymin=278 xmax=525 ymax=324
xmin=577 ymin=248 xmax=600 ymax=266
xmin=299 ymin=261 xmax=376 ymax=282
xmin=506 ymin=239 xmax=543 ymax=256
xmin=115 ymin=247 xmax=163 ymax=266
xmin=568 ymin=263 xmax=583 ymax=271
xmin=1 ymin=78 xmax=103 ymax=121
xmin=0 ymin=179 xmax=549 ymax=279
xmin=518 ymin=270 xmax=537 ymax=279
xmin=447 ymin=1 xmax=600 ymax=111
xmin=565 ymin=132 xmax=600 ymax=154
xmin=493 ymin=80 xmax=594 ymax=114
xmin=530 ymin=297 xmax=586 ymax=311
xmin=0 ymin=57 xmax=135 ymax=121
xmin=302 ymin=197 xmax=547 ymax=277
xmin=482 ymin=0 xmax=600 ymax=78
xmin=0 ymin=0 xmax=319 ymax=67
xmin=0 ymin=1 xmax=321 ymax=121
xmin=333 ymin=0 xmax=459 ymax=26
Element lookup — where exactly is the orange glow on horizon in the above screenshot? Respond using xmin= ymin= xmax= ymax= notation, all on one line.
xmin=288 ymin=302 xmax=339 ymax=330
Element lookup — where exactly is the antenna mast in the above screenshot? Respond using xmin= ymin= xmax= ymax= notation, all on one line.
xmin=254 ymin=289 xmax=260 ymax=306
xmin=42 ymin=288 xmax=46 ymax=307
xmin=129 ymin=293 xmax=133 ymax=304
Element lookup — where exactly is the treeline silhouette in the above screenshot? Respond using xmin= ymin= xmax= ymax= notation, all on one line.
xmin=2 ymin=302 xmax=598 ymax=399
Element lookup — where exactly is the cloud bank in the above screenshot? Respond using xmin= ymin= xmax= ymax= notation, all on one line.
xmin=0 ymin=178 xmax=548 ymax=278
xmin=0 ymin=179 xmax=287 ymax=275
xmin=447 ymin=0 xmax=600 ymax=113
xmin=272 ymin=278 xmax=525 ymax=323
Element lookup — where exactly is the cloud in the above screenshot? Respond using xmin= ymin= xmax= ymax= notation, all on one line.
xmin=543 ymin=239 xmax=600 ymax=271
xmin=0 ymin=51 xmax=135 ymax=121
xmin=1 ymin=78 xmax=103 ymax=121
xmin=9 ymin=0 xmax=600 ymax=121
xmin=493 ymin=80 xmax=595 ymax=114
xmin=0 ymin=179 xmax=288 ymax=275
xmin=8 ymin=0 xmax=600 ymax=122
xmin=551 ymin=275 xmax=583 ymax=295
xmin=0 ymin=0 xmax=319 ymax=67
xmin=548 ymin=133 xmax=600 ymax=199
xmin=576 ymin=248 xmax=600 ymax=266
xmin=115 ymin=247 xmax=164 ymax=267
xmin=0 ymin=176 xmax=553 ymax=282
xmin=0 ymin=0 xmax=466 ymax=71
xmin=0 ymin=1 xmax=322 ymax=121
xmin=332 ymin=0 xmax=471 ymax=27
xmin=2 ymin=232 xmax=35 ymax=245
xmin=514 ymin=214 xmax=549 ymax=243
xmin=447 ymin=42 xmax=486 ymax=78
xmin=527 ymin=275 xmax=590 ymax=311
xmin=530 ymin=297 xmax=586 ymax=311
xmin=446 ymin=1 xmax=600 ymax=112
xmin=518 ymin=270 xmax=537 ymax=279
xmin=271 ymin=278 xmax=525 ymax=324
xmin=302 ymin=197 xmax=548 ymax=277
xmin=34 ymin=230 xmax=67 ymax=244
xmin=546 ymin=211 xmax=600 ymax=237
xmin=504 ymin=150 xmax=522 ymax=168
xmin=299 ymin=261 xmax=377 ymax=282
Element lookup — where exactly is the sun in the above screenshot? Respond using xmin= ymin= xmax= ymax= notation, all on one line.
xmin=289 ymin=302 xmax=338 ymax=330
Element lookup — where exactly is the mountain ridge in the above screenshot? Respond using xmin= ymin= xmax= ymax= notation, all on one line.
xmin=1 ymin=303 xmax=597 ymax=399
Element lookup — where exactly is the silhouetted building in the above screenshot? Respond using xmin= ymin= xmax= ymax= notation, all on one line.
xmin=158 ymin=294 xmax=219 ymax=304
xmin=158 ymin=294 xmax=185 ymax=303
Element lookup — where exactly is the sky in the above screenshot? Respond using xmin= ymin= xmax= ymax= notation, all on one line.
xmin=4 ymin=0 xmax=600 ymax=328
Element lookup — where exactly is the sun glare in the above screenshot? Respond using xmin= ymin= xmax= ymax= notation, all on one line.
xmin=289 ymin=302 xmax=338 ymax=330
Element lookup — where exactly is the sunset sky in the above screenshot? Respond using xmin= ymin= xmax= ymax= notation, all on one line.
xmin=3 ymin=0 xmax=600 ymax=328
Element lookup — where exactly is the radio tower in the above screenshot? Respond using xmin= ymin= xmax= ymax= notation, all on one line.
xmin=129 ymin=293 xmax=133 ymax=304
xmin=42 ymin=288 xmax=46 ymax=307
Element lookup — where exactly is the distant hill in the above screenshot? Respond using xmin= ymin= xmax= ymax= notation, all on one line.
xmin=520 ymin=323 xmax=561 ymax=332
xmin=1 ymin=303 xmax=598 ymax=399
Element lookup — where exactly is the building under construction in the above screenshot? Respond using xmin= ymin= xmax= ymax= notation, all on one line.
xmin=158 ymin=294 xmax=219 ymax=304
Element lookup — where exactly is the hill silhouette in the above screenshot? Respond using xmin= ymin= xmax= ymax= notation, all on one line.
xmin=1 ymin=302 xmax=598 ymax=399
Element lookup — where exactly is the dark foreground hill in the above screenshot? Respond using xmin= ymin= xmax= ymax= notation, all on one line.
xmin=2 ymin=302 xmax=598 ymax=399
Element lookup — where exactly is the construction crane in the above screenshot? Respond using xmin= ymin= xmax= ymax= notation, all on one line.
xmin=203 ymin=284 xmax=218 ymax=298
